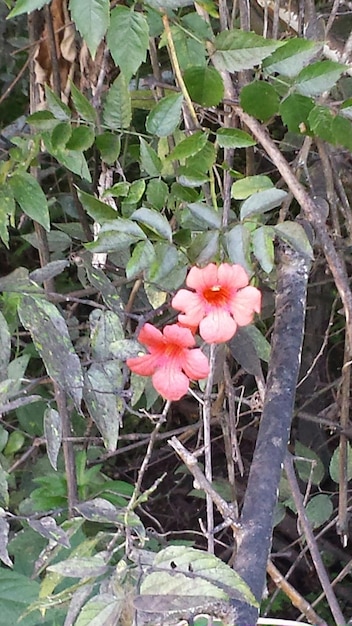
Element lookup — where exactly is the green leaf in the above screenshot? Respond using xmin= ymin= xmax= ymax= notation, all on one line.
xmin=240 ymin=188 xmax=288 ymax=220
xmin=18 ymin=296 xmax=84 ymax=409
xmin=44 ymin=85 xmax=71 ymax=121
xmin=139 ymin=137 xmax=162 ymax=177
xmin=240 ymin=81 xmax=280 ymax=122
xmin=0 ymin=183 xmax=15 ymax=247
xmin=216 ymin=128 xmax=256 ymax=149
xmin=51 ymin=122 xmax=72 ymax=149
xmin=146 ymin=93 xmax=183 ymax=137
xmin=280 ymin=94 xmax=314 ymax=134
xmin=340 ymin=97 xmax=352 ymax=120
xmin=183 ymin=66 xmax=224 ymax=107
xmin=44 ymin=143 xmax=92 ymax=181
xmin=75 ymin=593 xmax=123 ymax=626
xmin=77 ymin=188 xmax=117 ymax=222
xmin=0 ymin=312 xmax=11 ymax=380
xmin=103 ymin=74 xmax=132 ymax=130
xmin=229 ymin=327 xmax=263 ymax=377
xmin=48 ymin=555 xmax=109 ymax=578
xmin=307 ymin=105 xmax=334 ymax=143
xmin=0 ymin=465 xmax=9 ymax=508
xmin=9 ymin=171 xmax=50 ymax=231
xmin=146 ymin=179 xmax=169 ymax=210
xmin=84 ymin=361 xmax=123 ymax=451
xmin=146 ymin=242 xmax=179 ymax=284
xmin=131 ymin=207 xmax=172 ymax=241
xmin=44 ymin=408 xmax=62 ymax=471
xmin=188 ymin=230 xmax=220 ymax=265
xmin=89 ymin=309 xmax=124 ymax=362
xmin=28 ymin=516 xmax=70 ymax=548
xmin=126 ymin=240 xmax=155 ymax=280
xmin=187 ymin=202 xmax=222 ymax=229
xmin=66 ymin=126 xmax=95 ymax=151
xmin=252 ymin=226 xmax=275 ymax=273
xmin=107 ymin=6 xmax=149 ymax=79
xmin=295 ymin=441 xmax=325 ymax=485
xmin=27 ymin=110 xmax=59 ymax=131
xmin=86 ymin=218 xmax=146 ymax=253
xmin=329 ymin=443 xmax=352 ymax=483
xmin=224 ymin=224 xmax=251 ymax=273
xmin=164 ymin=24 xmax=206 ymax=70
xmin=96 ymin=132 xmax=121 ymax=165
xmin=167 ymin=131 xmax=208 ymax=162
xmin=295 ymin=60 xmax=346 ymax=97
xmin=69 ymin=0 xmax=110 ymax=59
xmin=274 ymin=222 xmax=314 ymax=259
xmin=0 ymin=515 xmax=12 ymax=567
xmin=331 ymin=115 xmax=352 ymax=151
xmin=212 ymin=29 xmax=281 ymax=72
xmin=70 ymin=81 xmax=97 ymax=123
xmin=305 ymin=494 xmax=333 ymax=529
xmin=245 ymin=324 xmax=271 ymax=363
xmin=0 ymin=569 xmax=47 ymax=626
xmin=232 ymin=175 xmax=274 ymax=200
xmin=7 ymin=0 xmax=50 ymax=18
xmin=263 ymin=38 xmax=320 ymax=78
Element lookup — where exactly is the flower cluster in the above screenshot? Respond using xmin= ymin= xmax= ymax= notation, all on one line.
xmin=127 ymin=263 xmax=261 ymax=401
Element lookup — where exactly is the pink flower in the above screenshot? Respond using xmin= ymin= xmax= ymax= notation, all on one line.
xmin=126 ymin=323 xmax=209 ymax=401
xmin=172 ymin=263 xmax=261 ymax=344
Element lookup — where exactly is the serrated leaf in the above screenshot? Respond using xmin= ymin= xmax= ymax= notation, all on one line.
xmin=84 ymin=362 xmax=123 ymax=450
xmin=146 ymin=93 xmax=183 ymax=137
xmin=183 ymin=66 xmax=224 ymax=107
xmin=96 ymin=132 xmax=121 ymax=165
xmin=89 ymin=309 xmax=124 ymax=361
xmin=70 ymin=81 xmax=97 ymax=123
xmin=147 ymin=179 xmax=168 ymax=210
xmin=305 ymin=494 xmax=333 ymax=529
xmin=232 ymin=175 xmax=274 ymax=200
xmin=7 ymin=0 xmax=50 ymax=17
xmin=329 ymin=443 xmax=352 ymax=483
xmin=252 ymin=226 xmax=275 ymax=273
xmin=295 ymin=441 xmax=325 ymax=485
xmin=103 ymin=74 xmax=132 ymax=130
xmin=167 ymin=131 xmax=208 ymax=162
xmin=295 ymin=60 xmax=346 ymax=97
xmin=9 ymin=171 xmax=50 ymax=231
xmin=48 ymin=555 xmax=108 ymax=578
xmin=18 ymin=296 xmax=83 ymax=409
xmin=66 ymin=126 xmax=95 ymax=151
xmin=131 ymin=207 xmax=172 ymax=241
xmin=28 ymin=516 xmax=70 ymax=548
xmin=107 ymin=6 xmax=149 ymax=79
xmin=44 ymin=407 xmax=62 ymax=471
xmin=240 ymin=81 xmax=280 ymax=122
xmin=139 ymin=137 xmax=162 ymax=176
xmin=45 ymin=85 xmax=71 ymax=121
xmin=126 ymin=239 xmax=155 ymax=279
xmin=75 ymin=593 xmax=123 ymax=626
xmin=69 ymin=0 xmax=109 ymax=59
xmin=263 ymin=38 xmax=321 ymax=77
xmin=212 ymin=29 xmax=281 ymax=72
xmin=240 ymin=188 xmax=288 ymax=220
xmin=307 ymin=105 xmax=334 ymax=142
xmin=280 ymin=94 xmax=314 ymax=134
xmin=274 ymin=222 xmax=314 ymax=259
xmin=224 ymin=224 xmax=251 ymax=273
xmin=0 ymin=311 xmax=11 ymax=380
xmin=86 ymin=218 xmax=146 ymax=253
xmin=216 ymin=128 xmax=256 ymax=149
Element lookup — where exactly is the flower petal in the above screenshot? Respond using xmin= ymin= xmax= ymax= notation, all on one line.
xmin=217 ymin=263 xmax=249 ymax=290
xmin=186 ymin=263 xmax=219 ymax=291
xmin=199 ymin=309 xmax=237 ymax=343
xmin=126 ymin=352 xmax=160 ymax=376
xmin=172 ymin=290 xmax=205 ymax=327
xmin=163 ymin=323 xmax=196 ymax=348
xmin=183 ymin=348 xmax=210 ymax=380
xmin=229 ymin=286 xmax=262 ymax=326
xmin=138 ymin=323 xmax=165 ymax=350
xmin=152 ymin=366 xmax=189 ymax=401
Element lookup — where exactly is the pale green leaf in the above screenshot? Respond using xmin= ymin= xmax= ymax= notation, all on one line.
xmin=7 ymin=0 xmax=50 ymax=18
xmin=28 ymin=516 xmax=70 ymax=548
xmin=89 ymin=309 xmax=124 ymax=362
xmin=9 ymin=171 xmax=50 ymax=231
xmin=232 ymin=175 xmax=273 ymax=200
xmin=240 ymin=81 xmax=280 ymax=121
xmin=212 ymin=29 xmax=281 ymax=72
xmin=224 ymin=224 xmax=251 ymax=273
xmin=263 ymin=38 xmax=320 ymax=77
xmin=146 ymin=93 xmax=183 ymax=137
xmin=107 ymin=6 xmax=149 ymax=79
xmin=75 ymin=593 xmax=123 ymax=626
xmin=44 ymin=85 xmax=71 ymax=121
xmin=274 ymin=222 xmax=314 ymax=259
xmin=48 ymin=555 xmax=108 ymax=578
xmin=44 ymin=408 xmax=62 ymax=471
xmin=295 ymin=60 xmax=346 ymax=97
xmin=69 ymin=0 xmax=109 ymax=59
xmin=305 ymin=494 xmax=333 ymax=529
xmin=188 ymin=230 xmax=219 ymax=264
xmin=77 ymin=188 xmax=118 ymax=222
xmin=139 ymin=137 xmax=162 ymax=176
xmin=216 ymin=128 xmax=256 ymax=148
xmin=0 ymin=184 xmax=15 ymax=247
xmin=103 ymin=74 xmax=132 ymax=130
xmin=96 ymin=132 xmax=121 ymax=165
xmin=0 ymin=311 xmax=11 ymax=380
xmin=183 ymin=66 xmax=224 ymax=107
xmin=126 ymin=240 xmax=155 ymax=280
xmin=252 ymin=226 xmax=275 ymax=273
xmin=295 ymin=441 xmax=325 ymax=485
xmin=86 ymin=218 xmax=146 ymax=253
xmin=146 ymin=179 xmax=169 ymax=210
xmin=131 ymin=207 xmax=172 ymax=241
xmin=84 ymin=362 xmax=123 ymax=450
xmin=187 ymin=202 xmax=222 ymax=229
xmin=240 ymin=188 xmax=288 ymax=220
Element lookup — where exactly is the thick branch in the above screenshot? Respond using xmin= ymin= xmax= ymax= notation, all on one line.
xmin=231 ymin=245 xmax=311 ymax=625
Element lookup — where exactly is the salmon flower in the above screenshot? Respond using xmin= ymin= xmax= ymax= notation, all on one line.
xmin=172 ymin=263 xmax=261 ymax=344
xmin=126 ymin=323 xmax=209 ymax=401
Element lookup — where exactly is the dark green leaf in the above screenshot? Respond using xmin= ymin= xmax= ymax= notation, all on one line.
xmin=103 ymin=74 xmax=132 ymax=130
xmin=28 ymin=516 xmax=70 ymax=548
xmin=51 ymin=121 xmax=72 ymax=148
xmin=86 ymin=218 xmax=146 ymax=253
xmin=44 ymin=85 xmax=71 ymax=121
xmin=96 ymin=132 xmax=121 ymax=164
xmin=0 ymin=183 xmax=15 ymax=247
xmin=139 ymin=137 xmax=162 ymax=176
xmin=29 ymin=260 xmax=70 ymax=284
xmin=146 ymin=93 xmax=183 ymax=137
xmin=9 ymin=171 xmax=50 ymax=231
xmin=18 ymin=296 xmax=84 ymax=409
xmin=77 ymin=188 xmax=118 ymax=222
xmin=7 ymin=0 xmax=50 ymax=17
xmin=329 ymin=444 xmax=352 ymax=483
xmin=0 ymin=312 xmax=11 ymax=380
xmin=146 ymin=242 xmax=179 ymax=283
xmin=229 ymin=327 xmax=263 ymax=377
xmin=224 ymin=224 xmax=251 ymax=273
xmin=252 ymin=226 xmax=275 ymax=273
xmin=167 ymin=131 xmax=208 ymax=162
xmin=44 ymin=407 xmax=62 ymax=471
xmin=307 ymin=105 xmax=334 ymax=142
xmin=216 ymin=128 xmax=256 ymax=149
xmin=232 ymin=175 xmax=273 ymax=200
xmin=89 ymin=309 xmax=124 ymax=362
xmin=240 ymin=81 xmax=280 ymax=122
xmin=331 ymin=115 xmax=352 ymax=151
xmin=147 ymin=179 xmax=169 ymax=210
xmin=280 ymin=94 xmax=314 ymax=134
xmin=66 ymin=125 xmax=95 ymax=151
xmin=70 ymin=81 xmax=97 ymax=123
xmin=295 ymin=441 xmax=325 ymax=485
xmin=212 ymin=30 xmax=281 ymax=72
xmin=183 ymin=66 xmax=224 ymax=107
xmin=188 ymin=230 xmax=220 ymax=264
xmin=107 ymin=6 xmax=149 ymax=79
xmin=69 ymin=0 xmax=110 ymax=59
xmin=187 ymin=202 xmax=222 ymax=229
xmin=126 ymin=240 xmax=155 ymax=279
xmin=131 ymin=207 xmax=172 ymax=241
xmin=305 ymin=494 xmax=333 ymax=529
xmin=240 ymin=188 xmax=288 ymax=220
